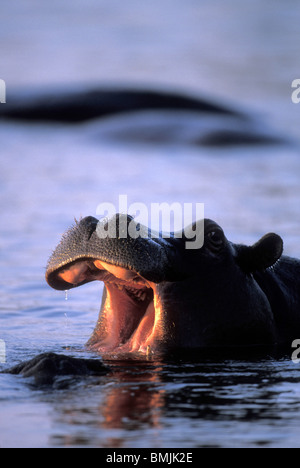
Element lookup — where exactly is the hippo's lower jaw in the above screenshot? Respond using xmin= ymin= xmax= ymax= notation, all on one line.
xmin=57 ymin=259 xmax=164 ymax=356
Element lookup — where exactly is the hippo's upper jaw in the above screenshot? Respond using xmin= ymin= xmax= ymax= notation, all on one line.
xmin=46 ymin=214 xmax=289 ymax=358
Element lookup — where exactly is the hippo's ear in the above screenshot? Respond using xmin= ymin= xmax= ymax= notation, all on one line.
xmin=236 ymin=233 xmax=283 ymax=273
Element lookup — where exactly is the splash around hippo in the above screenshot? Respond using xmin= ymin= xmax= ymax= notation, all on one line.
xmin=44 ymin=214 xmax=300 ymax=356
xmin=4 ymin=213 xmax=300 ymax=384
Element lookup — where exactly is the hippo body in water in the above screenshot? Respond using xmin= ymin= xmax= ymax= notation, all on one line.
xmin=0 ymin=87 xmax=238 ymax=123
xmin=0 ymin=86 xmax=284 ymax=146
xmin=5 ymin=214 xmax=300 ymax=384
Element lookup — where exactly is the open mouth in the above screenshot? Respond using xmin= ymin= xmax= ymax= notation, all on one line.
xmin=49 ymin=259 xmax=164 ymax=356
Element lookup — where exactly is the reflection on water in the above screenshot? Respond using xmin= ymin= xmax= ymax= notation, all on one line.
xmin=10 ymin=355 xmax=295 ymax=448
xmin=50 ymin=361 xmax=166 ymax=448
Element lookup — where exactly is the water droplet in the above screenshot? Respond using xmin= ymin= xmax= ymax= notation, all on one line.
xmin=146 ymin=345 xmax=153 ymax=359
xmin=65 ymin=290 xmax=68 ymax=301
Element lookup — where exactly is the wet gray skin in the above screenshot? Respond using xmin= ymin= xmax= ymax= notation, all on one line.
xmin=45 ymin=214 xmax=300 ymax=358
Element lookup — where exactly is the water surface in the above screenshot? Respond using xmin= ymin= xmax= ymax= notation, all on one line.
xmin=1 ymin=0 xmax=300 ymax=448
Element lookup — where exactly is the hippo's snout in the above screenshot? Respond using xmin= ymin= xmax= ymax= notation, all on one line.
xmin=46 ymin=214 xmax=186 ymax=356
xmin=46 ymin=214 xmax=182 ymax=290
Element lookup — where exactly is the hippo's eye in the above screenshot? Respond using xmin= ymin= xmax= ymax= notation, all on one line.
xmin=207 ymin=230 xmax=224 ymax=250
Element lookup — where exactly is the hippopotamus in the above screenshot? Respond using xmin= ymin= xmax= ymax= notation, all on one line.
xmin=0 ymin=86 xmax=284 ymax=146
xmin=45 ymin=214 xmax=300 ymax=354
xmin=5 ymin=214 xmax=300 ymax=384
xmin=0 ymin=86 xmax=238 ymax=123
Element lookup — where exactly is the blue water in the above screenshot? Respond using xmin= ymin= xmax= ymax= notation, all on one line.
xmin=1 ymin=0 xmax=300 ymax=448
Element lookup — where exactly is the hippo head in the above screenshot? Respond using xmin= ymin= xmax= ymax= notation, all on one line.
xmin=46 ymin=215 xmax=283 ymax=357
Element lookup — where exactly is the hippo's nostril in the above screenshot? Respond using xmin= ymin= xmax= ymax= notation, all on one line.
xmin=79 ymin=216 xmax=99 ymax=240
